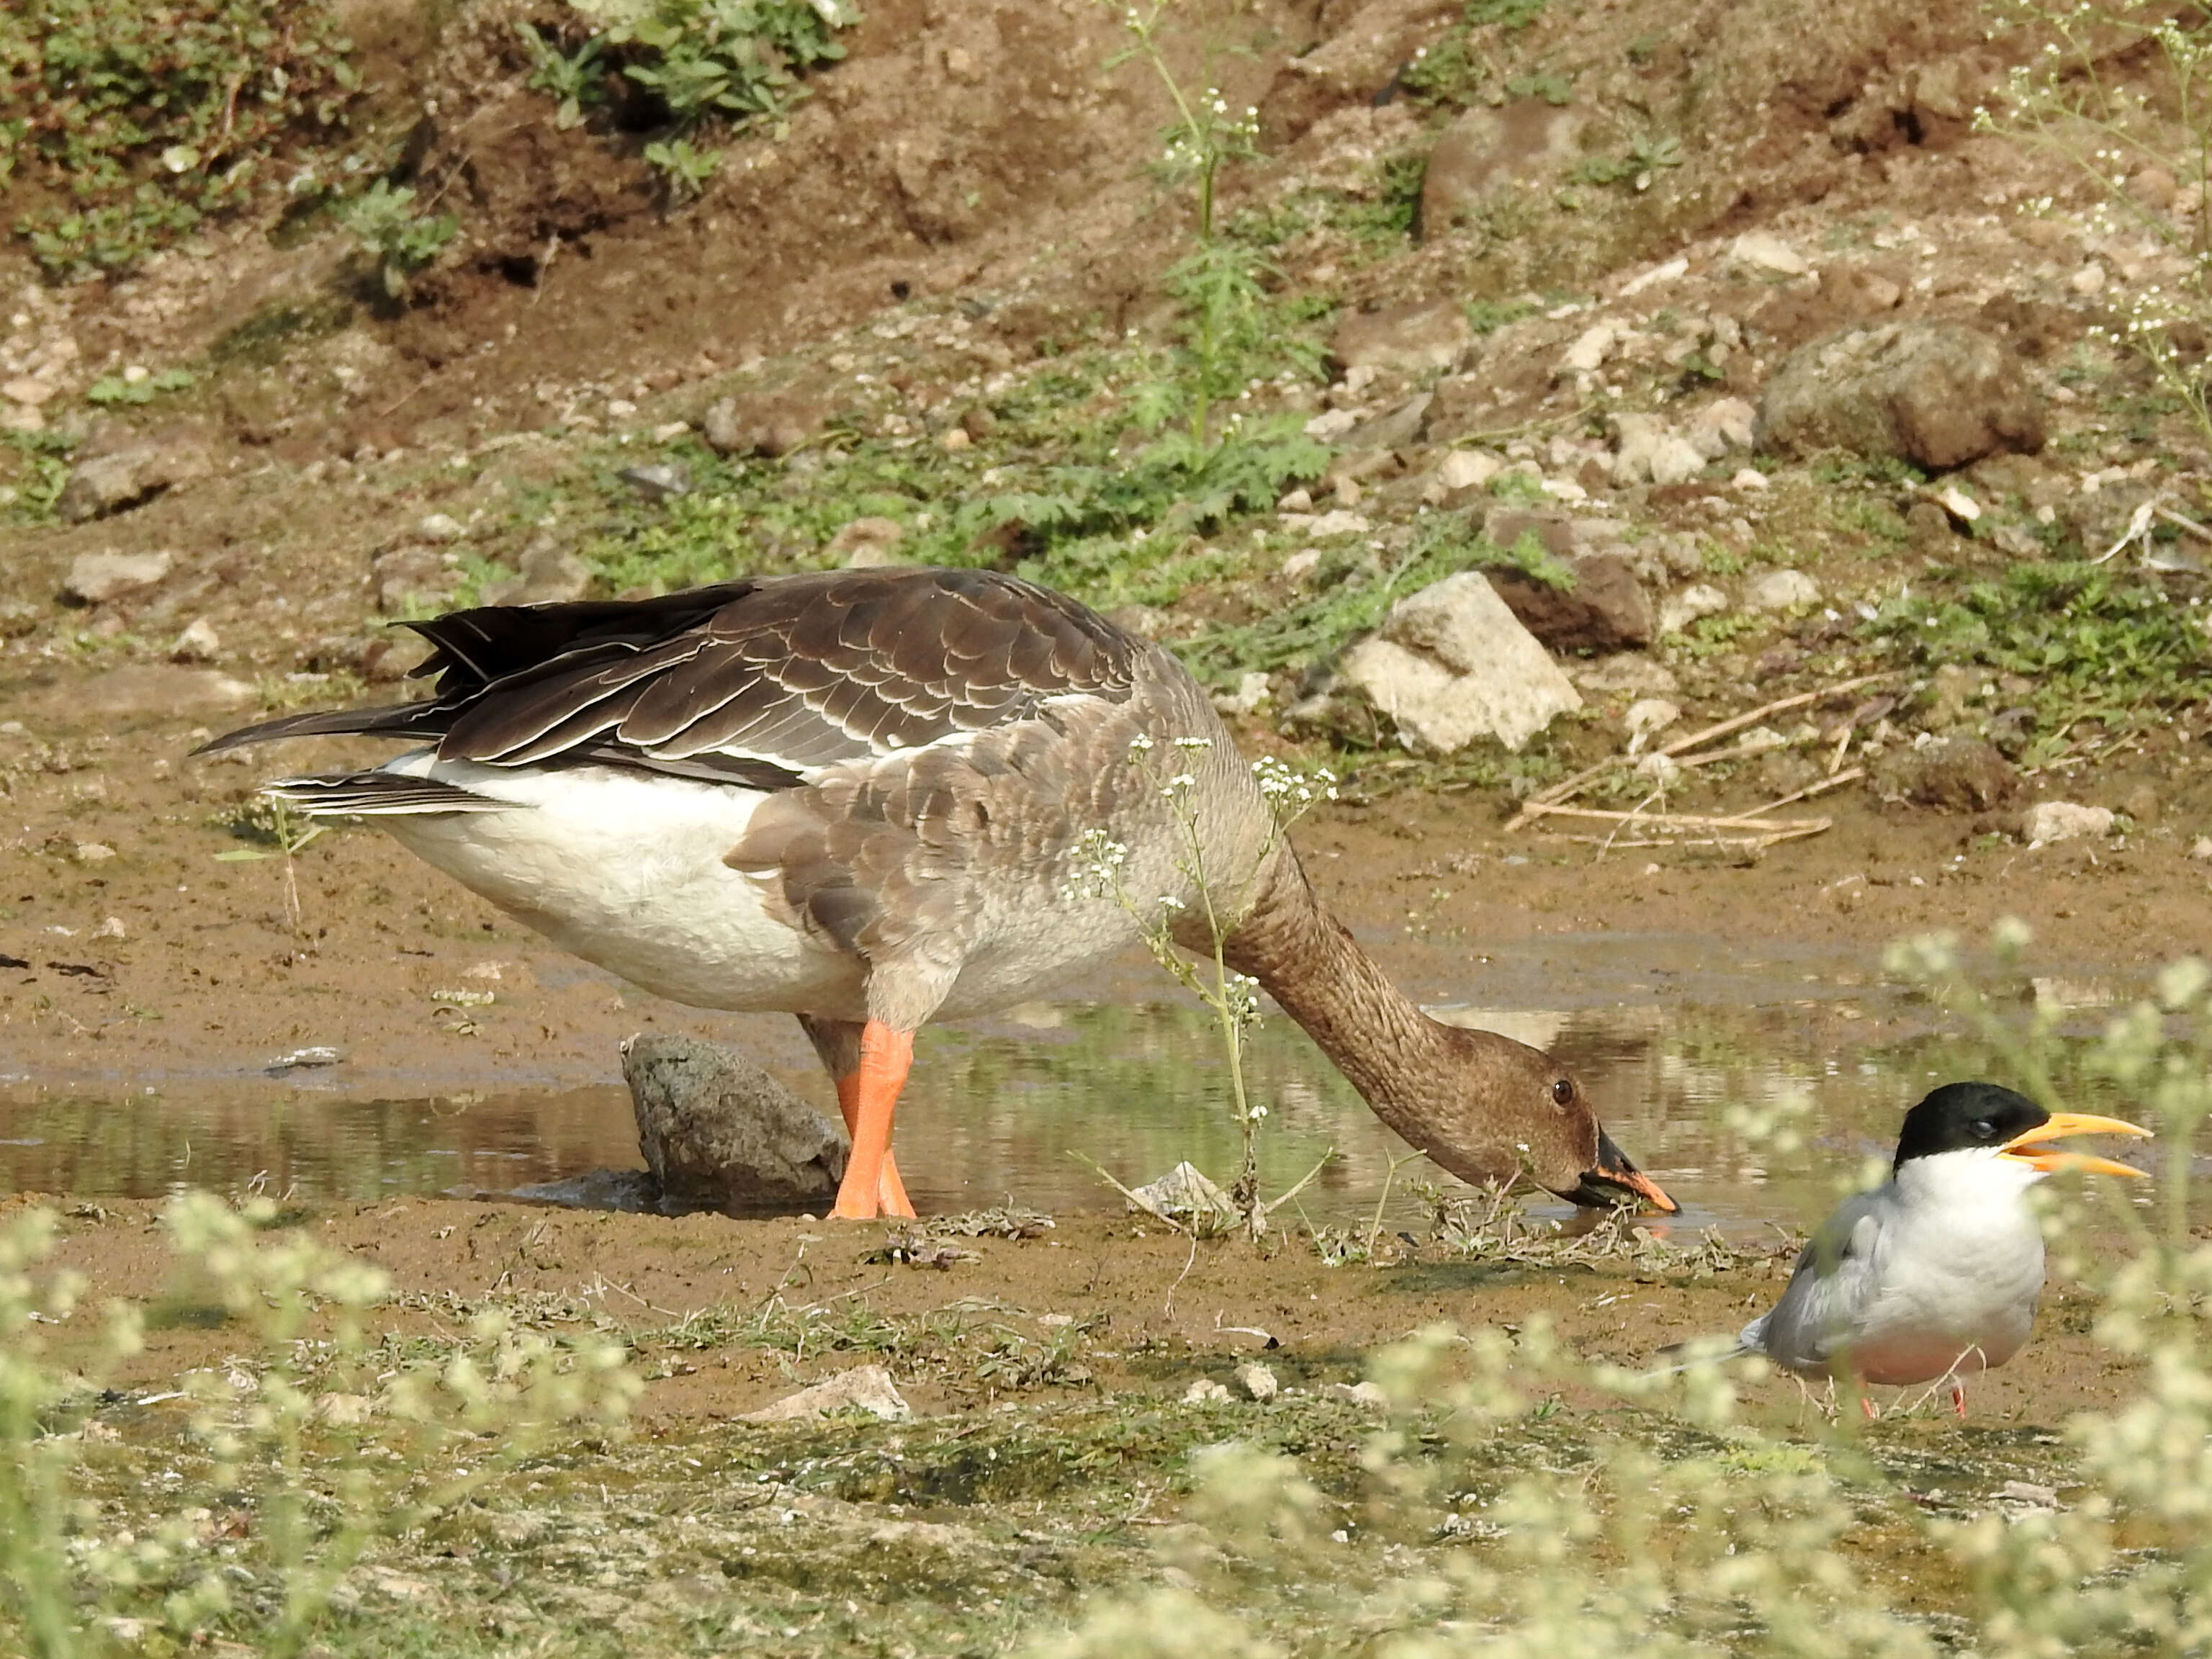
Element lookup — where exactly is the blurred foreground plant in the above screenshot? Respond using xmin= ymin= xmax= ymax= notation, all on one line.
xmin=0 ymin=1192 xmax=638 ymax=1656
xmin=1031 ymin=922 xmax=2212 ymax=1654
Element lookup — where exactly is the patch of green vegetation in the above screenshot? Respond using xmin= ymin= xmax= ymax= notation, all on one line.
xmin=519 ymin=0 xmax=852 ymax=204
xmin=1329 ymin=151 xmax=1429 ymax=245
xmin=85 ymin=367 xmax=196 ymax=406
xmin=1503 ymin=71 xmax=1574 ymax=106
xmin=210 ymin=296 xmax=354 ymax=368
xmin=0 ymin=0 xmax=360 ymax=278
xmin=336 ymin=179 xmax=459 ymax=300
xmin=1822 ymin=494 xmax=1910 ymax=549
xmin=1465 ymin=296 xmax=1542 ymax=334
xmin=1568 ymin=132 xmax=1683 ymax=190
xmin=1859 ymin=561 xmax=2210 ymax=755
xmin=0 ymin=428 xmax=77 ymax=523
xmin=1806 ymin=452 xmax=1927 ymax=489
xmin=1669 ymin=610 xmax=1762 ymax=658
xmin=1402 ymin=0 xmax=1548 ymax=107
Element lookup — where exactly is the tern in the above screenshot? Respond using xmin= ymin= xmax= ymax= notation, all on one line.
xmin=1730 ymin=1081 xmax=2150 ymax=1415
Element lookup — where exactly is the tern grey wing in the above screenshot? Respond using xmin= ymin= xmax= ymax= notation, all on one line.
xmin=1743 ymin=1190 xmax=1890 ymax=1375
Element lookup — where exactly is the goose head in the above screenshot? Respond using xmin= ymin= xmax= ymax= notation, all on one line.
xmin=1414 ymin=1027 xmax=1676 ymax=1213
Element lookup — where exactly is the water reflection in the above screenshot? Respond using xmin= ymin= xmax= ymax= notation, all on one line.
xmin=0 ymin=984 xmax=2173 ymax=1233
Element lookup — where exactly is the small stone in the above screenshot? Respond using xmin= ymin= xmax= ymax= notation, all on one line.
xmin=2128 ymin=166 xmax=2178 ymax=212
xmin=1182 ymin=1378 xmax=1233 ymax=1404
xmin=651 ymin=421 xmax=692 ymax=441
xmin=624 ymin=1033 xmax=845 ymax=1210
xmin=618 ymin=464 xmax=690 ymax=500
xmin=1325 ymin=1380 xmax=1389 ymax=1409
xmin=1211 ymin=670 xmax=1272 ymax=716
xmin=2023 ymin=801 xmax=2114 ymax=846
xmin=1685 ymin=397 xmax=1757 ymax=457
xmin=1648 ymin=435 xmax=1706 ymax=487
xmin=1435 ymin=449 xmax=1503 ymax=493
xmin=1277 ymin=487 xmax=1314 ymax=513
xmin=63 ymin=549 xmax=172 ymax=605
xmin=170 ymin=618 xmax=220 ymax=662
xmin=1936 ymin=485 xmax=1982 ymax=522
xmin=74 ymin=842 xmax=116 ymax=863
xmin=1560 ymin=322 xmax=1618 ymax=376
xmin=92 ymin=916 xmax=126 ymax=940
xmin=1330 ymin=300 xmax=1471 ymax=374
xmin=1305 ymin=510 xmax=1372 ymax=538
xmin=2121 ymin=785 xmax=2160 ymax=824
xmin=416 ymin=513 xmax=466 ymax=542
xmin=1731 ymin=467 xmax=1770 ymax=490
xmin=2189 ymin=835 xmax=2212 ymax=861
xmin=606 ymin=397 xmax=638 ymax=418
xmin=743 ymin=1364 xmax=911 ymax=1423
xmin=1624 ymin=697 xmax=1681 ymax=743
xmin=1233 ymin=1362 xmax=1279 ymax=1403
xmin=1569 ymin=654 xmax=1678 ymax=696
xmin=1280 ymin=549 xmax=1323 ymax=585
xmin=1729 ymin=231 xmax=1809 ymax=276
xmin=1 ymin=377 xmax=55 ymax=406
xmin=1342 ymin=573 xmax=1583 ymax=754
xmin=1744 ymin=569 xmax=1821 ymax=612
xmin=315 ymin=1392 xmax=375 ymax=1425
xmin=2070 ymin=262 xmax=2108 ymax=296
xmin=1658 ymin=583 xmax=1730 ymax=634
xmin=940 ymin=426 xmax=971 ymax=451
xmin=1303 ymin=408 xmax=1359 ymax=442
xmin=824 ymin=516 xmax=907 ymax=567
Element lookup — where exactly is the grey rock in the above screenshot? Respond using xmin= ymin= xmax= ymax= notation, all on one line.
xmin=1686 ymin=397 xmax=1757 ymax=459
xmin=1756 ymin=322 xmax=2046 ymax=471
xmin=63 ymin=549 xmax=171 ymax=605
xmin=2022 ymin=801 xmax=2113 ymax=845
xmin=1657 ymin=583 xmax=1730 ymax=634
xmin=1743 ymin=569 xmax=1821 ymax=612
xmin=55 ymin=433 xmax=215 ymax=522
xmin=702 ymin=385 xmax=835 ymax=458
xmin=1488 ymin=551 xmax=1654 ymax=652
xmin=1421 ymin=99 xmax=1584 ymax=238
xmin=618 ymin=464 xmax=691 ymax=500
xmin=1339 ymin=392 xmax=1432 ymax=454
xmin=1331 ymin=301 xmax=1470 ymax=374
xmin=623 ymin=1032 xmax=845 ymax=1212
xmin=825 ymin=516 xmax=907 ymax=567
xmin=1876 ymin=737 xmax=2021 ymax=813
xmin=483 ymin=536 xmax=592 ymax=606
xmin=1569 ymin=654 xmax=1678 ymax=696
xmin=1340 ymin=572 xmax=1581 ymax=753
xmin=742 ymin=1364 xmax=910 ymax=1424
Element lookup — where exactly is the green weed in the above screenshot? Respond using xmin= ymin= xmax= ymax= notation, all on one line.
xmin=336 ymin=180 xmax=459 ymax=300
xmin=84 ymin=368 xmax=196 ymax=407
xmin=1858 ymin=560 xmax=2209 ymax=758
xmin=0 ymin=0 xmax=359 ymax=278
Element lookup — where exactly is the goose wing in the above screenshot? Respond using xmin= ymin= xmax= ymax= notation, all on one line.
xmin=199 ymin=568 xmax=1143 ymax=788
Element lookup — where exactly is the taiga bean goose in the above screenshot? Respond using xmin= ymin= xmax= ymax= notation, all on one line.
xmin=201 ymin=567 xmax=1676 ymax=1220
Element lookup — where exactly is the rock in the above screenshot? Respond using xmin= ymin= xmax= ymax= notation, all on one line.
xmin=825 ymin=516 xmax=907 ymax=567
xmin=2189 ymin=835 xmax=2212 ymax=861
xmin=62 ymin=549 xmax=171 ymax=605
xmin=2023 ymin=801 xmax=2114 ymax=846
xmin=617 ymin=464 xmax=691 ymax=501
xmin=621 ymin=1033 xmax=845 ymax=1212
xmin=482 ymin=536 xmax=592 ymax=606
xmin=1727 ymin=231 xmax=1809 ymax=276
xmin=66 ymin=665 xmax=253 ymax=721
xmin=1879 ymin=737 xmax=2021 ymax=811
xmin=1 ymin=377 xmax=55 ymax=407
xmin=1756 ymin=322 xmax=2046 ymax=471
xmin=372 ymin=544 xmax=458 ymax=615
xmin=74 ymin=842 xmax=116 ymax=864
xmin=1326 ymin=1380 xmax=1389 ymax=1410
xmin=1432 ymin=449 xmax=1503 ymax=498
xmin=1339 ymin=392 xmax=1431 ymax=454
xmin=1280 ymin=549 xmax=1323 ymax=585
xmin=702 ymin=385 xmax=835 ymax=458
xmin=1685 ymin=397 xmax=1757 ymax=459
xmin=1731 ymin=468 xmax=1770 ymax=490
xmin=315 ymin=1392 xmax=376 ymax=1426
xmin=1331 ymin=301 xmax=1470 ymax=374
xmin=1303 ymin=408 xmax=1359 ymax=442
xmin=55 ymin=433 xmax=215 ymax=522
xmin=1657 ymin=583 xmax=1730 ymax=634
xmin=1126 ymin=1162 xmax=1238 ymax=1230
xmin=1340 ymin=573 xmax=1582 ymax=753
xmin=1610 ymin=414 xmax=1705 ymax=487
xmin=742 ymin=1364 xmax=911 ymax=1424
xmin=417 ymin=512 xmax=465 ymax=542
xmin=1479 ymin=508 xmax=1576 ymax=559
xmin=1624 ymin=698 xmax=1681 ymax=745
xmin=1560 ymin=321 xmax=1618 ymax=377
xmin=1182 ymin=1378 xmax=1233 ymax=1404
xmin=1277 ymin=487 xmax=1314 ymax=513
xmin=1233 ymin=1362 xmax=1280 ymax=1403
xmin=1212 ymin=670 xmax=1273 ymax=716
xmin=1743 ymin=569 xmax=1820 ymax=612
xmin=1569 ymin=654 xmax=1678 ymax=696
xmin=1421 ymin=99 xmax=1584 ymax=238
xmin=169 ymin=618 xmax=220 ymax=662
xmin=1488 ymin=551 xmax=1654 ymax=651
xmin=2121 ymin=785 xmax=2160 ymax=824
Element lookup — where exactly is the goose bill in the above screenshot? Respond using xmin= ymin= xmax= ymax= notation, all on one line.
xmin=1999 ymin=1111 xmax=2153 ymax=1179
xmin=1566 ymin=1130 xmax=1678 ymax=1215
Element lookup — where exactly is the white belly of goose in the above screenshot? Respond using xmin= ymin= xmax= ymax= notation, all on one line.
xmin=374 ymin=753 xmax=866 ymax=1016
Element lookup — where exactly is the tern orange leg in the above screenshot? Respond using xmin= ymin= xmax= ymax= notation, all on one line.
xmin=832 ymin=1022 xmax=917 ymax=1220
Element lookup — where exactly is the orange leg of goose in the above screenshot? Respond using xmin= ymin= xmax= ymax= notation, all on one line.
xmin=832 ymin=1021 xmax=917 ymax=1220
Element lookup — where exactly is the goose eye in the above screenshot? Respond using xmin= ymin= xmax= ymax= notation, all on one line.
xmin=1552 ymin=1079 xmax=1575 ymax=1107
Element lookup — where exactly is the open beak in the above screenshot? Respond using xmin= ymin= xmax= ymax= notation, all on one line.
xmin=1999 ymin=1111 xmax=2153 ymax=1179
xmin=1565 ymin=1129 xmax=1678 ymax=1214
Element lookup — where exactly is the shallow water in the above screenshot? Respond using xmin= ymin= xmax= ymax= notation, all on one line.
xmin=0 ymin=946 xmax=2172 ymax=1233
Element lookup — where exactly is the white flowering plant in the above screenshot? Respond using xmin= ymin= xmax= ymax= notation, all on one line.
xmin=1069 ymin=733 xmax=1336 ymax=1236
xmin=1979 ymin=1 xmax=2212 ymax=454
